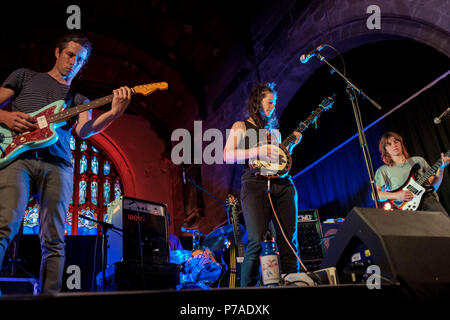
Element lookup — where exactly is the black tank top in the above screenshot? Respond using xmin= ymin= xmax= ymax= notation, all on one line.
xmin=239 ymin=120 xmax=292 ymax=183
xmin=239 ymin=120 xmax=262 ymax=180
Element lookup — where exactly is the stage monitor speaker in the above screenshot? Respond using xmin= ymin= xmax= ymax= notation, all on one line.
xmin=321 ymin=207 xmax=450 ymax=299
xmin=96 ymin=261 xmax=180 ymax=291
xmin=106 ymin=196 xmax=169 ymax=266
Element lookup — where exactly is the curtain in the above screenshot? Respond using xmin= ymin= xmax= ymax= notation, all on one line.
xmin=293 ymin=74 xmax=450 ymax=220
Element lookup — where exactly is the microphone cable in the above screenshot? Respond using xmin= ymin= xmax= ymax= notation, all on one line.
xmin=265 ymin=178 xmax=309 ymax=273
xmin=325 ymin=44 xmax=346 ymax=77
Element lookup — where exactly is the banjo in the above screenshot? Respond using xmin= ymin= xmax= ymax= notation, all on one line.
xmin=249 ymin=96 xmax=335 ymax=178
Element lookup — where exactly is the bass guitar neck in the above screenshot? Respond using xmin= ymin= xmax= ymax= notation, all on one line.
xmin=384 ymin=150 xmax=450 ymax=211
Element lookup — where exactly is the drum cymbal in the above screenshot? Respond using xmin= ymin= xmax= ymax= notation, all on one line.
xmin=203 ymin=224 xmax=245 ymax=251
xmin=169 ymin=250 xmax=192 ymax=264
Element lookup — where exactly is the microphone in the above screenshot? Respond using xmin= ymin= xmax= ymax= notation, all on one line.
xmin=181 ymin=227 xmax=207 ymax=236
xmin=182 ymin=167 xmax=186 ymax=184
xmin=299 ymin=44 xmax=327 ymax=64
xmin=181 ymin=226 xmax=192 ymax=233
xmin=434 ymin=107 xmax=450 ymax=124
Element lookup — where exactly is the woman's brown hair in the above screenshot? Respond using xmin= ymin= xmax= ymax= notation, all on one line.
xmin=247 ymin=83 xmax=278 ymax=130
xmin=379 ymin=131 xmax=410 ymax=166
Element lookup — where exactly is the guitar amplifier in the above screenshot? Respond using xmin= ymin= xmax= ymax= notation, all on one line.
xmin=106 ymin=196 xmax=169 ymax=266
xmin=297 ymin=209 xmax=324 ymax=271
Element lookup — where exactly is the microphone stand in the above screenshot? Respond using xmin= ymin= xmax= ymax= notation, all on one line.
xmin=181 ymin=227 xmax=208 ymax=249
xmin=184 ymin=173 xmax=230 ymax=223
xmin=315 ymin=52 xmax=382 ymax=208
xmin=79 ymin=214 xmax=123 ymax=291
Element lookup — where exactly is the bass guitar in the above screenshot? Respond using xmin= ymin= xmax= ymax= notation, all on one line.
xmin=383 ymin=150 xmax=450 ymax=211
xmin=249 ymin=95 xmax=334 ymax=178
xmin=0 ymin=82 xmax=168 ymax=169
xmin=226 ymin=194 xmax=245 ymax=288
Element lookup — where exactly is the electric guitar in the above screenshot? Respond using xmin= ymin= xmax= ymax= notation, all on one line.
xmin=226 ymin=194 xmax=245 ymax=288
xmin=249 ymin=95 xmax=335 ymax=178
xmin=383 ymin=150 xmax=450 ymax=211
xmin=0 ymin=82 xmax=168 ymax=169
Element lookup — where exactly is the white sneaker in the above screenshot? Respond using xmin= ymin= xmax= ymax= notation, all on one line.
xmin=281 ymin=273 xmax=316 ymax=287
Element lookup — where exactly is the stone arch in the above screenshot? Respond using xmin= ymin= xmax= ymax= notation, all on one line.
xmin=200 ymin=0 xmax=450 ymax=230
xmin=255 ymin=0 xmax=450 ymax=114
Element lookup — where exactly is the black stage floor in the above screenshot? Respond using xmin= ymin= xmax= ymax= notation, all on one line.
xmin=0 ymin=284 xmax=445 ymax=317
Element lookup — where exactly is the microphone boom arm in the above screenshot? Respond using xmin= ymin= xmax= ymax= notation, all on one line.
xmin=434 ymin=107 xmax=450 ymax=124
xmin=316 ymin=53 xmax=382 ymax=111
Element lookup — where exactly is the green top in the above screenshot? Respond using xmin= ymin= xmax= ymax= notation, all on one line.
xmin=374 ymin=156 xmax=431 ymax=191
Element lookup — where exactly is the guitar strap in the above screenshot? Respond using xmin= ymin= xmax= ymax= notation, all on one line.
xmin=407 ymin=157 xmax=426 ymax=178
xmin=64 ymin=85 xmax=75 ymax=108
xmin=60 ymin=85 xmax=79 ymax=130
xmin=406 ymin=157 xmax=416 ymax=168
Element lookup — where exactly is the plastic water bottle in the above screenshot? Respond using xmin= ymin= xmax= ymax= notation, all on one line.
xmin=260 ymin=230 xmax=280 ymax=286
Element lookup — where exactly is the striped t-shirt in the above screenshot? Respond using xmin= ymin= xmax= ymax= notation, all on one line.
xmin=2 ymin=68 xmax=89 ymax=165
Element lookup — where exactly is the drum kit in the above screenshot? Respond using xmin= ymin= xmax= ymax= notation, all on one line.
xmin=170 ymin=224 xmax=246 ymax=289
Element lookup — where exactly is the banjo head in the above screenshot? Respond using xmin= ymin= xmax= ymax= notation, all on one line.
xmin=249 ymin=143 xmax=292 ymax=177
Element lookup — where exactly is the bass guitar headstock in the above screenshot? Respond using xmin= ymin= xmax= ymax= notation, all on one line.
xmin=226 ymin=194 xmax=239 ymax=209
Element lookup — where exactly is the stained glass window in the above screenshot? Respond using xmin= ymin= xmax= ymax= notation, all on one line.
xmin=78 ymin=207 xmax=97 ymax=235
xmin=80 ymin=141 xmax=88 ymax=152
xmin=104 ymin=160 xmax=111 ymax=176
xmin=66 ymin=208 xmax=73 ymax=235
xmin=80 ymin=154 xmax=88 ymax=174
xmin=79 ymin=179 xmax=87 ymax=205
xmin=70 ymin=135 xmax=76 ymax=151
xmin=91 ymin=155 xmax=99 ymax=175
xmin=103 ymin=179 xmax=111 ymax=206
xmin=23 ymin=203 xmax=39 ymax=235
xmin=22 ymin=134 xmax=123 ymax=235
xmin=91 ymin=180 xmax=98 ymax=206
xmin=114 ymin=179 xmax=121 ymax=200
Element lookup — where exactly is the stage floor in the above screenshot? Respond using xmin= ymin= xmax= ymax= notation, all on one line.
xmin=0 ymin=283 xmax=439 ymax=316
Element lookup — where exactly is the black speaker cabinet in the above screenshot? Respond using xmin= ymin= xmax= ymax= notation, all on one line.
xmin=297 ymin=209 xmax=323 ymax=271
xmin=96 ymin=261 xmax=180 ymax=291
xmin=106 ymin=196 xmax=169 ymax=266
xmin=1 ymin=235 xmax=102 ymax=293
xmin=321 ymin=207 xmax=450 ymax=299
